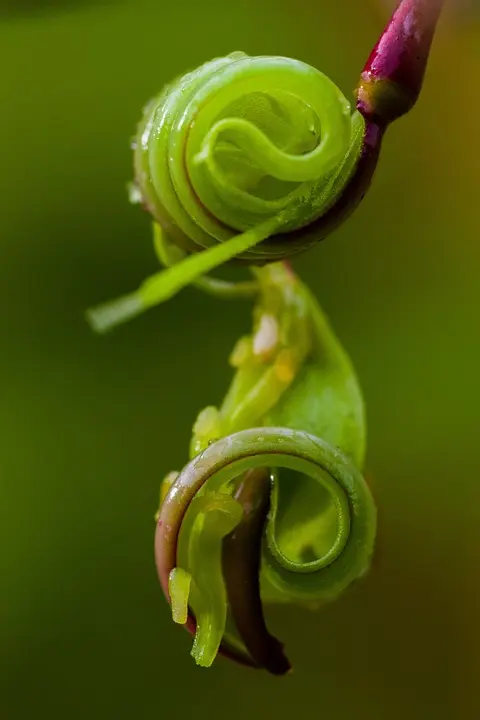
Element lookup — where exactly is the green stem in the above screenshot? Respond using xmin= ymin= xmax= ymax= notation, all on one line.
xmin=86 ymin=217 xmax=279 ymax=333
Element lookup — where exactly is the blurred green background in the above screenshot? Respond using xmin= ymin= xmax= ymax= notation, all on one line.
xmin=1 ymin=1 xmax=479 ymax=718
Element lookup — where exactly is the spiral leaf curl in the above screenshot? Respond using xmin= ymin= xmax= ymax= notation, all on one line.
xmin=87 ymin=0 xmax=445 ymax=333
xmin=135 ymin=52 xmax=357 ymax=249
xmin=87 ymin=52 xmax=365 ymax=332
xmin=155 ymin=262 xmax=375 ymax=672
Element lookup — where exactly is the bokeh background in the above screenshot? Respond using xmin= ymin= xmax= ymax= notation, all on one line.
xmin=1 ymin=1 xmax=479 ymax=718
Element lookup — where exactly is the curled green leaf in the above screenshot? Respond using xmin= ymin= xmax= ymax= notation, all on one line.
xmin=87 ymin=52 xmax=365 ymax=332
xmin=156 ymin=263 xmax=376 ymax=672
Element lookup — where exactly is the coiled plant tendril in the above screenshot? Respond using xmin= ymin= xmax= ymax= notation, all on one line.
xmin=155 ymin=262 xmax=375 ymax=673
xmin=88 ymin=0 xmax=444 ymax=674
xmin=87 ymin=52 xmax=367 ymax=332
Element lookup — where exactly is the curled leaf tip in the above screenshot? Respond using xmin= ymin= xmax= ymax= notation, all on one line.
xmin=155 ymin=266 xmax=376 ymax=674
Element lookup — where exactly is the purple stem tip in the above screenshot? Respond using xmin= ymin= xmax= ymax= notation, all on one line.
xmin=356 ymin=0 xmax=446 ymax=124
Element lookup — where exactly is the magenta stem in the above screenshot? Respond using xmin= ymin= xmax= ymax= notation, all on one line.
xmin=356 ymin=0 xmax=446 ymax=124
